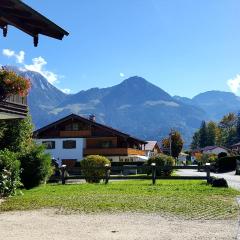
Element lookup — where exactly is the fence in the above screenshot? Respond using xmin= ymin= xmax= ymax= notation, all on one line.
xmin=57 ymin=164 xmax=211 ymax=185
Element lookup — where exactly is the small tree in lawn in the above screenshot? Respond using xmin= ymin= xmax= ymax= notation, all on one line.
xmin=162 ymin=130 xmax=184 ymax=158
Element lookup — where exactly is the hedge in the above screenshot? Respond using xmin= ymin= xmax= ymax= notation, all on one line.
xmin=216 ymin=155 xmax=239 ymax=173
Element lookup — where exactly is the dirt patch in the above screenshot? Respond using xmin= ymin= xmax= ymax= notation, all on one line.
xmin=0 ymin=210 xmax=237 ymax=240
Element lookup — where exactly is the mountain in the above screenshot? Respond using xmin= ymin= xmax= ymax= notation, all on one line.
xmin=174 ymin=91 xmax=240 ymax=121
xmin=8 ymin=67 xmax=240 ymax=146
xmin=6 ymin=66 xmax=67 ymax=127
xmin=47 ymin=76 xmax=207 ymax=144
xmin=192 ymin=91 xmax=240 ymax=120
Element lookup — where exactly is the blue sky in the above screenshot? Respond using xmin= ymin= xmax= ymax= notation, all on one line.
xmin=1 ymin=0 xmax=240 ymax=97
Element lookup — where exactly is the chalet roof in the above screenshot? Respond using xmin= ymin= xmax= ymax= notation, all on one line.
xmin=33 ymin=114 xmax=147 ymax=144
xmin=0 ymin=0 xmax=69 ymax=46
xmin=144 ymin=141 xmax=157 ymax=151
xmin=231 ymin=142 xmax=240 ymax=147
xmin=202 ymin=146 xmax=229 ymax=151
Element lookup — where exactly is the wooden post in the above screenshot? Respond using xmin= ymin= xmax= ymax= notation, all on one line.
xmin=61 ymin=165 xmax=66 ymax=185
xmin=205 ymin=163 xmax=211 ymax=183
xmin=105 ymin=164 xmax=110 ymax=184
xmin=151 ymin=163 xmax=156 ymax=185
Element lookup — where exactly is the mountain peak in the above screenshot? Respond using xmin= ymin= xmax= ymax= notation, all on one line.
xmin=121 ymin=76 xmax=149 ymax=86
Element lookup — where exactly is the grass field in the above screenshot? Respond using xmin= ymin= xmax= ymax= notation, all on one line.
xmin=0 ymin=180 xmax=239 ymax=220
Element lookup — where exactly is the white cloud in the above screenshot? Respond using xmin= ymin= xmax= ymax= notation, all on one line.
xmin=61 ymin=88 xmax=71 ymax=94
xmin=3 ymin=49 xmax=14 ymax=57
xmin=227 ymin=74 xmax=240 ymax=95
xmin=2 ymin=49 xmax=25 ymax=63
xmin=24 ymin=56 xmax=59 ymax=84
xmin=120 ymin=72 xmax=125 ymax=78
xmin=2 ymin=48 xmax=62 ymax=85
xmin=144 ymin=100 xmax=180 ymax=107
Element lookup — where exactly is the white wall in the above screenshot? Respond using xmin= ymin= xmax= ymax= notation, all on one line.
xmin=35 ymin=138 xmax=85 ymax=164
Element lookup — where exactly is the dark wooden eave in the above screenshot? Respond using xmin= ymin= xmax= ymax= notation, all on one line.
xmin=0 ymin=0 xmax=69 ymax=46
xmin=33 ymin=114 xmax=147 ymax=145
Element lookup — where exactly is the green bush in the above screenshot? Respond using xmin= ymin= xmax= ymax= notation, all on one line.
xmin=147 ymin=153 xmax=175 ymax=176
xmin=19 ymin=144 xmax=52 ymax=189
xmin=81 ymin=155 xmax=110 ymax=183
xmin=216 ymin=155 xmax=238 ymax=173
xmin=0 ymin=149 xmax=21 ymax=197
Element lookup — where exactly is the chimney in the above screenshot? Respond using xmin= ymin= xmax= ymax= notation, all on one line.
xmin=89 ymin=114 xmax=96 ymax=122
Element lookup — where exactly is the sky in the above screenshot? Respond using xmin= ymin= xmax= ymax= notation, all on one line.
xmin=1 ymin=0 xmax=240 ymax=97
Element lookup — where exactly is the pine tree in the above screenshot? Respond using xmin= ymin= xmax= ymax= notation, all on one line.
xmin=199 ymin=121 xmax=208 ymax=148
xmin=206 ymin=121 xmax=216 ymax=146
xmin=191 ymin=131 xmax=200 ymax=150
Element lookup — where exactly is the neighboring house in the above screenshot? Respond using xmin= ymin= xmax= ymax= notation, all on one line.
xmin=143 ymin=141 xmax=161 ymax=158
xmin=33 ymin=114 xmax=147 ymax=167
xmin=0 ymin=95 xmax=28 ymax=119
xmin=178 ymin=152 xmax=188 ymax=163
xmin=197 ymin=146 xmax=229 ymax=155
xmin=230 ymin=142 xmax=240 ymax=152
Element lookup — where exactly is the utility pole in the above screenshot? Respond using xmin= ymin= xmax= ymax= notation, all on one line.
xmin=169 ymin=128 xmax=173 ymax=157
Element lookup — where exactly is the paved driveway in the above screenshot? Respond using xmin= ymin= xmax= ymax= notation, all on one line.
xmin=177 ymin=169 xmax=240 ymax=190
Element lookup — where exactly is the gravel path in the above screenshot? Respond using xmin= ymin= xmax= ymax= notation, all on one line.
xmin=0 ymin=210 xmax=237 ymax=240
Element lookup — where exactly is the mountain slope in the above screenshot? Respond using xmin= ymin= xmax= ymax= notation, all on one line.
xmin=9 ymin=67 xmax=240 ymax=145
xmin=192 ymin=91 xmax=240 ymax=120
xmin=48 ymin=76 xmax=207 ymax=144
xmin=7 ymin=67 xmax=67 ymax=127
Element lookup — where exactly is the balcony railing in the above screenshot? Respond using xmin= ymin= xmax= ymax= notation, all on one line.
xmin=83 ymin=148 xmax=145 ymax=156
xmin=60 ymin=130 xmax=91 ymax=137
xmin=0 ymin=95 xmax=28 ymax=119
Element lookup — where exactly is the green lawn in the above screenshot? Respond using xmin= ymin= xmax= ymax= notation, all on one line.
xmin=0 ymin=180 xmax=239 ymax=220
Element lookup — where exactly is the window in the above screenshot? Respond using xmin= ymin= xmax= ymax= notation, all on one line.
xmin=72 ymin=123 xmax=79 ymax=131
xmin=42 ymin=141 xmax=55 ymax=149
xmin=64 ymin=123 xmax=80 ymax=131
xmin=101 ymin=141 xmax=112 ymax=148
xmin=63 ymin=140 xmax=76 ymax=149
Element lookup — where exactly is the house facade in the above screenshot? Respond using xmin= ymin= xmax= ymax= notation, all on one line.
xmin=0 ymin=95 xmax=28 ymax=119
xmin=192 ymin=146 xmax=229 ymax=156
xmin=34 ymin=114 xmax=147 ymax=167
xmin=201 ymin=146 xmax=229 ymax=155
xmin=231 ymin=142 xmax=240 ymax=152
xmin=143 ymin=141 xmax=161 ymax=158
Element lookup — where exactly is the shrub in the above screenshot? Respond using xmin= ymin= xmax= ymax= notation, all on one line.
xmin=211 ymin=178 xmax=228 ymax=188
xmin=81 ymin=155 xmax=110 ymax=183
xmin=19 ymin=144 xmax=52 ymax=189
xmin=147 ymin=153 xmax=175 ymax=176
xmin=0 ymin=149 xmax=21 ymax=197
xmin=218 ymin=152 xmax=227 ymax=159
xmin=215 ymin=156 xmax=239 ymax=173
xmin=195 ymin=153 xmax=217 ymax=167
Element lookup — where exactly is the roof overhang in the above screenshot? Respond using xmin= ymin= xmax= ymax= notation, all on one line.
xmin=0 ymin=0 xmax=69 ymax=46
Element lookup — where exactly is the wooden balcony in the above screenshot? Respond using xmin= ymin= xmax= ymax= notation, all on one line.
xmin=83 ymin=148 xmax=145 ymax=156
xmin=60 ymin=130 xmax=91 ymax=138
xmin=0 ymin=95 xmax=28 ymax=119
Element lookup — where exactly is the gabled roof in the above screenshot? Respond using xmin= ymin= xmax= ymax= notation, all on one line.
xmin=144 ymin=141 xmax=158 ymax=151
xmin=202 ymin=146 xmax=229 ymax=151
xmin=33 ymin=114 xmax=147 ymax=144
xmin=0 ymin=0 xmax=69 ymax=46
xmin=231 ymin=142 xmax=240 ymax=147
